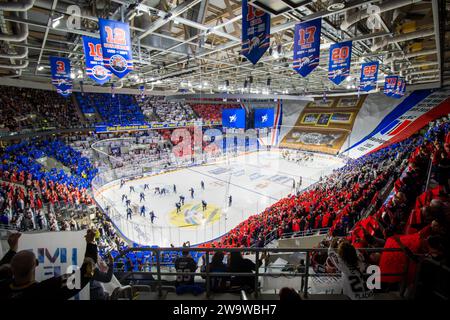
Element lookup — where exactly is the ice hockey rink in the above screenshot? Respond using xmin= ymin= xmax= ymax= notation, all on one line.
xmin=93 ymin=150 xmax=344 ymax=246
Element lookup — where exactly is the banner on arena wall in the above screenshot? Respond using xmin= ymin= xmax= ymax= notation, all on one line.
xmin=49 ymin=56 xmax=72 ymax=97
xmin=293 ymin=18 xmax=322 ymax=77
xmin=98 ymin=18 xmax=133 ymax=78
xmin=17 ymin=230 xmax=90 ymax=300
xmin=342 ymin=89 xmax=450 ymax=158
xmin=95 ymin=120 xmax=207 ymax=133
xmin=384 ymin=75 xmax=398 ymax=97
xmin=359 ymin=61 xmax=379 ymax=92
xmin=241 ymin=0 xmax=270 ymax=65
xmin=82 ymin=36 xmax=111 ymax=85
xmin=254 ymin=108 xmax=274 ymax=128
xmin=222 ymin=108 xmax=246 ymax=128
xmin=328 ymin=41 xmax=352 ymax=85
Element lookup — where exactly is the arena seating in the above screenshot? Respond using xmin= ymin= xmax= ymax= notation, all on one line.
xmin=0 ymin=86 xmax=81 ymax=132
xmin=75 ymin=92 xmax=146 ymax=125
xmin=188 ymin=103 xmax=241 ymax=122
xmin=138 ymin=96 xmax=199 ymax=123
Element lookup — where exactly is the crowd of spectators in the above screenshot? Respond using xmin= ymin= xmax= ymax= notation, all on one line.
xmin=0 ymin=86 xmax=81 ymax=132
xmin=188 ymin=103 xmax=242 ymax=122
xmin=138 ymin=96 xmax=198 ymax=123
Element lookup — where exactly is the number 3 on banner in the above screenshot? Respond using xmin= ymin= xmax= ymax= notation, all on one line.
xmin=105 ymin=26 xmax=126 ymax=45
xmin=56 ymin=61 xmax=65 ymax=73
xmin=298 ymin=26 xmax=316 ymax=46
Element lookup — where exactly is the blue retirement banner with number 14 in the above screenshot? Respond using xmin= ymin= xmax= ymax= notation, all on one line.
xmin=49 ymin=56 xmax=72 ymax=97
xmin=98 ymin=18 xmax=133 ymax=78
xmin=293 ymin=18 xmax=321 ymax=77
xmin=328 ymin=41 xmax=352 ymax=85
xmin=241 ymin=0 xmax=270 ymax=65
xmin=82 ymin=36 xmax=111 ymax=85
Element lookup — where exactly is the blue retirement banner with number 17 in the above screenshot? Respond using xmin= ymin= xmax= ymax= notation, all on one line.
xmin=98 ymin=18 xmax=133 ymax=78
xmin=293 ymin=18 xmax=321 ymax=77
xmin=241 ymin=0 xmax=270 ymax=65
xmin=49 ymin=56 xmax=72 ymax=97
xmin=328 ymin=41 xmax=352 ymax=85
xmin=82 ymin=36 xmax=111 ymax=85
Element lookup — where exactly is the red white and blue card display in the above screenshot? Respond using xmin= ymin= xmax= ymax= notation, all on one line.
xmin=359 ymin=61 xmax=379 ymax=92
xmin=49 ymin=56 xmax=72 ymax=97
xmin=241 ymin=0 xmax=270 ymax=65
xmin=82 ymin=36 xmax=111 ymax=85
xmin=328 ymin=41 xmax=352 ymax=85
xmin=293 ymin=18 xmax=321 ymax=77
xmin=98 ymin=18 xmax=133 ymax=78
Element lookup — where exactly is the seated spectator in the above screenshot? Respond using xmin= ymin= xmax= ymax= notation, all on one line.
xmin=228 ymin=252 xmax=257 ymax=291
xmin=279 ymin=287 xmax=302 ymax=301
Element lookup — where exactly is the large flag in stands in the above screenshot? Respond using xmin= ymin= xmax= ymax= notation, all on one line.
xmin=328 ymin=41 xmax=352 ymax=85
xmin=49 ymin=56 xmax=72 ymax=97
xmin=98 ymin=18 xmax=133 ymax=78
xmin=241 ymin=0 xmax=270 ymax=65
xmin=82 ymin=36 xmax=111 ymax=85
xmin=359 ymin=61 xmax=379 ymax=91
xmin=293 ymin=18 xmax=322 ymax=77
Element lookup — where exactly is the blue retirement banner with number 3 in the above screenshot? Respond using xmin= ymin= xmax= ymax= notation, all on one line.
xmin=359 ymin=61 xmax=379 ymax=92
xmin=98 ymin=18 xmax=133 ymax=78
xmin=82 ymin=36 xmax=111 ymax=85
xmin=328 ymin=41 xmax=352 ymax=85
xmin=293 ymin=18 xmax=321 ymax=77
xmin=241 ymin=0 xmax=270 ymax=65
xmin=49 ymin=56 xmax=72 ymax=97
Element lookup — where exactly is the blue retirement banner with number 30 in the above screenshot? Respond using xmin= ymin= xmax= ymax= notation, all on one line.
xmin=293 ymin=18 xmax=321 ymax=77
xmin=359 ymin=61 xmax=379 ymax=92
xmin=98 ymin=18 xmax=133 ymax=78
xmin=241 ymin=0 xmax=270 ymax=65
xmin=49 ymin=56 xmax=72 ymax=97
xmin=82 ymin=36 xmax=111 ymax=85
xmin=328 ymin=41 xmax=352 ymax=85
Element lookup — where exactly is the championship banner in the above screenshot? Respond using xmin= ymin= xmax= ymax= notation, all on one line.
xmin=328 ymin=41 xmax=352 ymax=85
xmin=384 ymin=75 xmax=398 ymax=97
xmin=241 ymin=0 xmax=270 ymax=65
xmin=359 ymin=61 xmax=379 ymax=92
xmin=82 ymin=36 xmax=111 ymax=85
xmin=98 ymin=18 xmax=133 ymax=78
xmin=49 ymin=56 xmax=72 ymax=97
xmin=222 ymin=108 xmax=246 ymax=128
xmin=293 ymin=18 xmax=321 ymax=77
xmin=17 ymin=230 xmax=90 ymax=300
xmin=254 ymin=108 xmax=274 ymax=128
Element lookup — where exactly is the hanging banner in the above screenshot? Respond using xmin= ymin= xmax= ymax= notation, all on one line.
xmin=384 ymin=75 xmax=398 ymax=97
xmin=293 ymin=18 xmax=321 ymax=77
xmin=392 ymin=77 xmax=406 ymax=99
xmin=359 ymin=61 xmax=379 ymax=92
xmin=82 ymin=36 xmax=111 ymax=85
xmin=241 ymin=0 xmax=270 ymax=65
xmin=328 ymin=41 xmax=352 ymax=85
xmin=98 ymin=18 xmax=133 ymax=78
xmin=49 ymin=56 xmax=72 ymax=97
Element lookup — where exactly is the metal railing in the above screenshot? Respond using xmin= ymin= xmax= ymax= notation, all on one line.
xmin=114 ymin=246 xmax=411 ymax=299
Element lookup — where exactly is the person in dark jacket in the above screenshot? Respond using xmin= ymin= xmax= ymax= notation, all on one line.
xmin=89 ymin=252 xmax=114 ymax=300
xmin=0 ymin=230 xmax=96 ymax=300
xmin=228 ymin=252 xmax=257 ymax=291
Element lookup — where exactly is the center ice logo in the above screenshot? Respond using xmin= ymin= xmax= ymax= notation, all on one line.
xmin=169 ymin=203 xmax=221 ymax=227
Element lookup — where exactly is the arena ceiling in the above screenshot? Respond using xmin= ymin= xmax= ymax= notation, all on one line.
xmin=0 ymin=0 xmax=448 ymax=95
